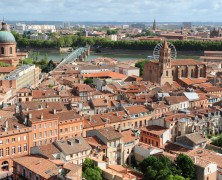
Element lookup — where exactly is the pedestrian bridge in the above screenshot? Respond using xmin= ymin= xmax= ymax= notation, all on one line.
xmin=55 ymin=46 xmax=90 ymax=69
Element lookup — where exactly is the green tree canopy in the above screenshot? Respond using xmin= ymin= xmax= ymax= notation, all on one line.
xmin=135 ymin=60 xmax=149 ymax=76
xmin=175 ymin=154 xmax=195 ymax=179
xmin=139 ymin=156 xmax=172 ymax=180
xmin=212 ymin=134 xmax=222 ymax=147
xmin=82 ymin=158 xmax=102 ymax=180
xmin=84 ymin=78 xmax=93 ymax=85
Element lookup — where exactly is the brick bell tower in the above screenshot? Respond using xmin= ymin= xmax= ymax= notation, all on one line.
xmin=159 ymin=40 xmax=173 ymax=86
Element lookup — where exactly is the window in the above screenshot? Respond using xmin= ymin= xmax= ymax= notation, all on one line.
xmin=24 ymin=135 xmax=27 ymax=141
xmin=44 ymin=139 xmax=47 ymax=144
xmin=70 ymin=127 xmax=73 ymax=132
xmin=166 ymin=70 xmax=168 ymax=77
xmin=1 ymin=47 xmax=4 ymax=54
xmin=54 ymin=129 xmax=57 ymax=135
xmin=50 ymin=130 xmax=52 ymax=136
xmin=34 ymin=133 xmax=36 ymax=139
xmin=34 ymin=125 xmax=36 ymax=130
xmin=39 ymin=141 xmax=42 ymax=145
xmin=6 ymin=147 xmax=9 ymax=156
xmin=18 ymin=145 xmax=21 ymax=153
xmin=12 ymin=147 xmax=15 ymax=154
xmin=0 ymin=140 xmax=3 ymax=145
xmin=29 ymin=171 xmax=32 ymax=179
xmin=12 ymin=138 xmax=15 ymax=143
xmin=17 ymin=164 xmax=20 ymax=172
xmin=39 ymin=124 xmax=42 ymax=129
xmin=54 ymin=121 xmax=57 ymax=126
xmin=49 ymin=122 xmax=52 ymax=127
xmin=0 ymin=149 xmax=3 ymax=157
xmin=191 ymin=69 xmax=194 ymax=78
xmin=10 ymin=47 xmax=13 ymax=54
xmin=6 ymin=139 xmax=9 ymax=144
xmin=44 ymin=123 xmax=47 ymax=128
xmin=39 ymin=132 xmax=42 ymax=138
xmin=65 ymin=128 xmax=68 ymax=132
xmin=18 ymin=136 xmax=21 ymax=142
xmin=80 ymin=125 xmax=83 ymax=130
xmin=44 ymin=131 xmax=47 ymax=137
xmin=60 ymin=129 xmax=63 ymax=133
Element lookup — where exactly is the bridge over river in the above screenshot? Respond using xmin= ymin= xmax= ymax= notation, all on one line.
xmin=55 ymin=46 xmax=90 ymax=69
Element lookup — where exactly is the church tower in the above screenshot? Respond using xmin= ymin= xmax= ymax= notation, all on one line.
xmin=159 ymin=40 xmax=173 ymax=86
xmin=152 ymin=19 xmax=156 ymax=31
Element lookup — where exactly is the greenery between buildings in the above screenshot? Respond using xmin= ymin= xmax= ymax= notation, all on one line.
xmin=84 ymin=78 xmax=93 ymax=85
xmin=135 ymin=60 xmax=149 ymax=76
xmin=82 ymin=158 xmax=102 ymax=180
xmin=139 ymin=154 xmax=195 ymax=180
xmin=212 ymin=133 xmax=222 ymax=147
xmin=12 ymin=31 xmax=222 ymax=51
xmin=20 ymin=52 xmax=56 ymax=73
xmin=0 ymin=62 xmax=11 ymax=67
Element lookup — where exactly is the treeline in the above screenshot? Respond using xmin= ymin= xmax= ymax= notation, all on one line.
xmin=12 ymin=31 xmax=222 ymax=51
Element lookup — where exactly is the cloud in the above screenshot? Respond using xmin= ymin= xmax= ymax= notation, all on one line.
xmin=0 ymin=0 xmax=221 ymax=22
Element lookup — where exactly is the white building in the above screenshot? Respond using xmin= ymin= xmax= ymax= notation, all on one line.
xmin=26 ymin=25 xmax=56 ymax=33
xmin=30 ymin=33 xmax=48 ymax=40
xmin=15 ymin=23 xmax=26 ymax=34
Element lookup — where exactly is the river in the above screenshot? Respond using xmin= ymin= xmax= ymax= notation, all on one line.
xmin=38 ymin=50 xmax=202 ymax=62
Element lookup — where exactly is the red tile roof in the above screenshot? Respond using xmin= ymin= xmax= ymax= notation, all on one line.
xmin=13 ymin=155 xmax=60 ymax=179
xmin=171 ymin=59 xmax=204 ymax=66
xmin=141 ymin=125 xmax=168 ymax=136
xmin=83 ymin=71 xmax=127 ymax=79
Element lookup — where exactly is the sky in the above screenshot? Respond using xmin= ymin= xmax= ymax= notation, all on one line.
xmin=1 ymin=0 xmax=222 ymax=22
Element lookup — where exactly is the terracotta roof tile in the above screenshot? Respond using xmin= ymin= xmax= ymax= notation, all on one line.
xmin=13 ymin=155 xmax=60 ymax=179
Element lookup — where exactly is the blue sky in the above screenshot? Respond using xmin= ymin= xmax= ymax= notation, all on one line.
xmin=1 ymin=0 xmax=222 ymax=22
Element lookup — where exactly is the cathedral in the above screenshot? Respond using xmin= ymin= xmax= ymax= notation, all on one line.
xmin=143 ymin=41 xmax=207 ymax=86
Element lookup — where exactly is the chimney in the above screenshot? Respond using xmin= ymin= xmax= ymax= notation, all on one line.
xmin=5 ymin=121 xmax=8 ymax=131
xmin=28 ymin=113 xmax=32 ymax=119
xmin=53 ymin=109 xmax=57 ymax=114
xmin=194 ymin=156 xmax=197 ymax=164
xmin=40 ymin=113 xmax=44 ymax=120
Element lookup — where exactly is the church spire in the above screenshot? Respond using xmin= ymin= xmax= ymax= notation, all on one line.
xmin=153 ymin=19 xmax=156 ymax=31
xmin=162 ymin=40 xmax=168 ymax=49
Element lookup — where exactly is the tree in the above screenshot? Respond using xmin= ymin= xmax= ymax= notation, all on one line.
xmin=83 ymin=168 xmax=102 ymax=180
xmin=139 ymin=156 xmax=172 ymax=180
xmin=175 ymin=154 xmax=195 ymax=179
xmin=107 ymin=29 xmax=118 ymax=35
xmin=135 ymin=60 xmax=149 ymax=76
xmin=212 ymin=134 xmax=222 ymax=147
xmin=84 ymin=78 xmax=93 ymax=85
xmin=21 ymin=58 xmax=33 ymax=65
xmin=167 ymin=175 xmax=186 ymax=180
xmin=82 ymin=158 xmax=102 ymax=180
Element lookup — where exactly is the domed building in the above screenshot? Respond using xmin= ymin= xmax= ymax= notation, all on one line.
xmin=0 ymin=21 xmax=27 ymax=66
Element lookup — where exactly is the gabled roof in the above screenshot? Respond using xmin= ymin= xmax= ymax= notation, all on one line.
xmin=13 ymin=155 xmax=60 ymax=179
xmin=96 ymin=127 xmax=122 ymax=141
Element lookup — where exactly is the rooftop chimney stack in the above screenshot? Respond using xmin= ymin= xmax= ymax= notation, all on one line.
xmin=40 ymin=113 xmax=44 ymax=120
